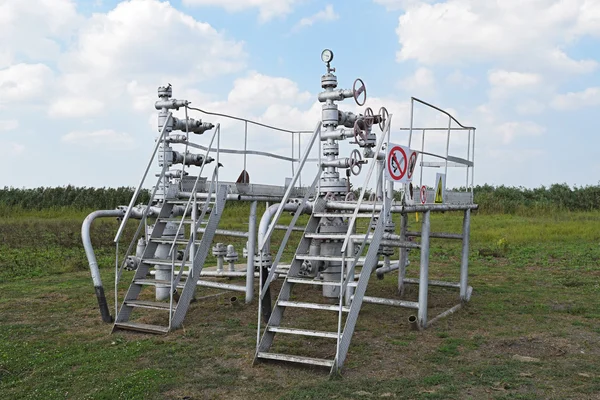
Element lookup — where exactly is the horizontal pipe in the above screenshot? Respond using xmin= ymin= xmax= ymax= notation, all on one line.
xmin=326 ymin=201 xmax=479 ymax=213
xmin=196 ymin=228 xmax=249 ymax=238
xmin=82 ymin=209 xmax=126 ymax=323
xmin=406 ymin=231 xmax=463 ymax=240
xmin=180 ymin=191 xmax=290 ymax=203
xmin=425 ymin=303 xmax=463 ymax=328
xmin=196 ymin=280 xmax=247 ymax=292
xmin=359 ymin=296 xmax=419 ymax=309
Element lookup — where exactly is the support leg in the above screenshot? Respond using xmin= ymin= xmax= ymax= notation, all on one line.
xmin=417 ymin=211 xmax=431 ymax=328
xmin=398 ymin=213 xmax=408 ymax=296
xmin=460 ymin=209 xmax=471 ymax=301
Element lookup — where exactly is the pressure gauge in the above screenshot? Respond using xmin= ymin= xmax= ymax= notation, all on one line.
xmin=321 ymin=49 xmax=334 ymax=64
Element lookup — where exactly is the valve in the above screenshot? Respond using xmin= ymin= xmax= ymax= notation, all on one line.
xmin=379 ymin=106 xmax=389 ymax=131
xmin=353 ymin=78 xmax=367 ymax=106
xmin=353 ymin=119 xmax=368 ymax=147
xmin=349 ymin=149 xmax=363 ymax=176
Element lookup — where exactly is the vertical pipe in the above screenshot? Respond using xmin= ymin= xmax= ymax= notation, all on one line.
xmin=345 ymin=232 xmax=355 ymax=306
xmin=244 ymin=121 xmax=248 ymax=172
xmin=471 ymin=129 xmax=476 ymax=193
xmin=466 ymin=128 xmax=471 ymax=190
xmin=460 ymin=209 xmax=471 ymax=301
xmin=246 ymin=201 xmax=257 ymax=303
xmin=417 ymin=211 xmax=430 ymax=328
xmin=217 ymin=126 xmax=220 ymax=186
xmin=420 ymin=129 xmax=425 ymax=188
xmin=408 ymin=98 xmax=414 ymax=148
xmin=444 ymin=117 xmax=451 ymax=179
xmin=298 ymin=132 xmax=302 ymax=188
xmin=397 ymin=213 xmax=408 ymax=295
xmin=291 ymin=132 xmax=295 ymax=177
xmin=376 ymin=160 xmax=384 ymax=200
xmin=190 ymin=197 xmax=197 ymax=276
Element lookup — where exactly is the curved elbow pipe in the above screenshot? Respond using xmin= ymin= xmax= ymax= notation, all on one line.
xmin=82 ymin=209 xmax=126 ymax=323
xmin=258 ymin=202 xmax=312 ymax=252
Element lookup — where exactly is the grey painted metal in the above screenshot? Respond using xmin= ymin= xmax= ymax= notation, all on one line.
xmin=114 ymin=112 xmax=172 ymax=243
xmin=259 ymin=122 xmax=322 ymax=252
xmin=341 ymin=116 xmax=391 ymax=253
xmin=113 ymin=322 xmax=169 ymax=334
xmin=460 ymin=209 xmax=471 ymax=301
xmin=286 ymin=277 xmax=357 ymax=287
xmin=398 ymin=213 xmax=408 ymax=295
xmin=278 ymin=300 xmax=350 ymax=312
xmin=268 ymin=327 xmax=338 ymax=339
xmin=196 ymin=280 xmax=246 ymax=292
xmin=406 ymin=230 xmax=463 ymax=240
xmin=361 ymin=296 xmax=419 ymax=309
xmin=326 ymin=201 xmax=478 ymax=213
xmin=260 ymin=170 xmax=320 ymax=298
xmin=426 ymin=303 xmax=463 ymax=328
xmin=417 ymin=211 xmax=431 ymax=328
xmin=333 ymin=209 xmax=385 ymax=373
xmin=246 ymin=201 xmax=257 ymax=303
xmin=411 ymin=97 xmax=476 ymax=130
xmin=256 ymin=352 xmax=333 ymax=368
xmin=445 ymin=116 xmax=451 ymax=178
xmin=171 ymin=184 xmax=228 ymax=328
xmin=82 ymin=209 xmax=125 ymax=322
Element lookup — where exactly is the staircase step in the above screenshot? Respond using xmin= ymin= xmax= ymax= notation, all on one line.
xmin=286 ymin=277 xmax=357 ymax=287
xmin=256 ymin=352 xmax=334 ymax=368
xmin=125 ymin=300 xmax=173 ymax=310
xmin=313 ymin=213 xmax=375 ymax=218
xmin=278 ymin=300 xmax=350 ymax=312
xmin=267 ymin=326 xmax=339 ymax=339
xmin=133 ymin=278 xmax=185 ymax=289
xmin=113 ymin=322 xmax=169 ymax=334
xmin=295 ymin=254 xmax=366 ymax=263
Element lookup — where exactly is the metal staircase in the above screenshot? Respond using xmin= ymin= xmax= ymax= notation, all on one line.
xmin=254 ymin=199 xmax=385 ymax=374
xmin=112 ymin=174 xmax=227 ymax=335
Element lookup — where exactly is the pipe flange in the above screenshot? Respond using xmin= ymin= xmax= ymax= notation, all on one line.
xmin=254 ymin=253 xmax=272 ymax=269
xmin=212 ymin=243 xmax=227 ymax=257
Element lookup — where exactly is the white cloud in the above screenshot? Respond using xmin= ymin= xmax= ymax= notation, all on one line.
xmin=293 ymin=4 xmax=339 ymax=31
xmin=446 ymin=70 xmax=477 ymax=88
xmin=48 ymin=98 xmax=105 ymax=118
xmin=0 ymin=119 xmax=19 ymax=132
xmin=551 ymin=87 xmax=600 ymax=110
xmin=182 ymin=0 xmax=299 ymax=21
xmin=398 ymin=67 xmax=435 ymax=96
xmin=488 ymin=70 xmax=541 ymax=88
xmin=0 ymin=63 xmax=54 ymax=104
xmin=495 ymin=121 xmax=545 ymax=144
xmin=516 ymin=100 xmax=546 ymax=115
xmin=0 ymin=0 xmax=79 ymax=64
xmin=394 ymin=0 xmax=598 ymax=73
xmin=57 ymin=0 xmax=246 ymax=114
xmin=62 ymin=129 xmax=135 ymax=149
xmin=226 ymin=71 xmax=311 ymax=110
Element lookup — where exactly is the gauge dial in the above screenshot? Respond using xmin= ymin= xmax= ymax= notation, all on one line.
xmin=321 ymin=49 xmax=334 ymax=63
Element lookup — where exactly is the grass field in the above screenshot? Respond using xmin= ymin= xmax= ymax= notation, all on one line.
xmin=1 ymin=205 xmax=599 ymax=399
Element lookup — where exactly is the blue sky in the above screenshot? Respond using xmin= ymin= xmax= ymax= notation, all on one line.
xmin=1 ymin=0 xmax=599 ymax=189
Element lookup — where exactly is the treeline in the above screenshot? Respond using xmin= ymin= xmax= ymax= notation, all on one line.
xmin=1 ymin=184 xmax=599 ymax=214
xmin=0 ymin=186 xmax=150 ymax=211
xmin=473 ymin=183 xmax=600 ymax=213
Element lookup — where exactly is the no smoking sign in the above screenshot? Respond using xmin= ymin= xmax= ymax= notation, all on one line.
xmin=385 ymin=143 xmax=418 ymax=183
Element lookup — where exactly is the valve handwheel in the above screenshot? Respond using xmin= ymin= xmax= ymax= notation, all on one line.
xmin=378 ymin=106 xmax=389 ymax=131
xmin=364 ymin=107 xmax=374 ymax=129
xmin=353 ymin=78 xmax=367 ymax=106
xmin=349 ymin=149 xmax=363 ymax=175
xmin=353 ymin=120 xmax=367 ymax=146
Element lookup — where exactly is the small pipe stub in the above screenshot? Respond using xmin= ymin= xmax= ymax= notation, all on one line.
xmin=408 ymin=315 xmax=420 ymax=331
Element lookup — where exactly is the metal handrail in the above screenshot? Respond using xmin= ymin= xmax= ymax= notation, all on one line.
xmin=258 ymin=122 xmax=322 ymax=252
xmin=114 ymin=112 xmax=172 ymax=243
xmin=168 ymin=124 xmax=221 ymax=257
xmin=259 ymin=169 xmax=322 ymax=299
xmin=411 ymin=97 xmax=475 ymax=130
xmin=340 ymin=115 xmax=392 ymax=253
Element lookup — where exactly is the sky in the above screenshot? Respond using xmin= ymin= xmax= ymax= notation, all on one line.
xmin=1 ymin=0 xmax=599 ymax=190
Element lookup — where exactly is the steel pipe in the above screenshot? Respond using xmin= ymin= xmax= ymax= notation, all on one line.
xmin=82 ymin=209 xmax=126 ymax=323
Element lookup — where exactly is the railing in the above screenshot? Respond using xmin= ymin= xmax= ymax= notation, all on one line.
xmin=404 ymin=97 xmax=476 ymax=193
xmin=340 ymin=115 xmax=392 ymax=253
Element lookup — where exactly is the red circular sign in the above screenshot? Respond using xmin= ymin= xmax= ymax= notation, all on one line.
xmin=387 ymin=146 xmax=408 ymax=181
xmin=407 ymin=152 xmax=417 ymax=179
xmin=420 ymin=185 xmax=427 ymax=204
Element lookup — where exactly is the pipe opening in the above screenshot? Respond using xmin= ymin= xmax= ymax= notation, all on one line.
xmin=408 ymin=315 xmax=419 ymax=331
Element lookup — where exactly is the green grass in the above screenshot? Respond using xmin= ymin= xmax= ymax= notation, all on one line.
xmin=1 ymin=206 xmax=599 ymax=399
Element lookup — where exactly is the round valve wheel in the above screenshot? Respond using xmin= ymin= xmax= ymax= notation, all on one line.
xmin=378 ymin=106 xmax=389 ymax=131
xmin=349 ymin=149 xmax=363 ymax=176
xmin=345 ymin=192 xmax=356 ymax=201
xmin=353 ymin=78 xmax=367 ymax=106
xmin=364 ymin=107 xmax=374 ymax=129
xmin=324 ymin=192 xmax=336 ymax=201
xmin=353 ymin=120 xmax=367 ymax=146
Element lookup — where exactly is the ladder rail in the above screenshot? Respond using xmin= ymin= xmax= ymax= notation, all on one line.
xmin=114 ymin=112 xmax=173 ymax=244
xmin=259 ymin=168 xmax=322 ymax=300
xmin=168 ymin=124 xmax=221 ymax=257
xmin=258 ymin=122 xmax=322 ymax=252
xmin=341 ymin=115 xmax=392 ymax=253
